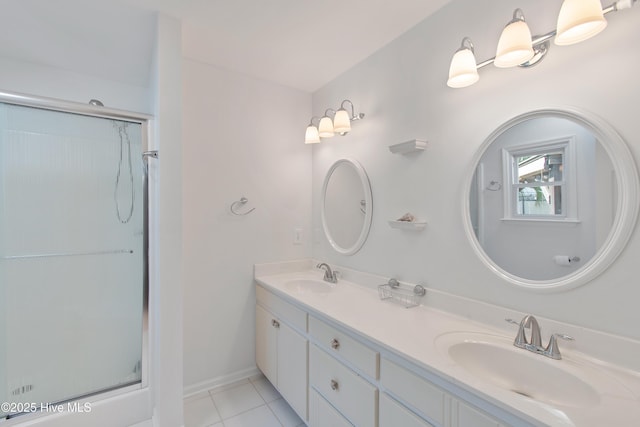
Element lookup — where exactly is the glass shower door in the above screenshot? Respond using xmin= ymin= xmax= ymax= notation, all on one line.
xmin=0 ymin=102 xmax=145 ymax=419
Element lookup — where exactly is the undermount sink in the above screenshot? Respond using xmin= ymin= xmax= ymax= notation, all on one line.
xmin=284 ymin=278 xmax=335 ymax=294
xmin=436 ymin=332 xmax=630 ymax=408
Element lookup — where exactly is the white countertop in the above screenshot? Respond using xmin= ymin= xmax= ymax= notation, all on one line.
xmin=254 ymin=259 xmax=640 ymax=427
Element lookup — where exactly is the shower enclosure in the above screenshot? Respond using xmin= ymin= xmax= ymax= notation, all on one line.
xmin=0 ymin=93 xmax=150 ymax=421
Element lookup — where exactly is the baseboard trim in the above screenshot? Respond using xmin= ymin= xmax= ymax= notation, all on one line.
xmin=183 ymin=366 xmax=262 ymax=399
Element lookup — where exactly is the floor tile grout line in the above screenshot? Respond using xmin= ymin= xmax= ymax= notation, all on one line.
xmin=185 ymin=375 xmax=297 ymax=427
xmin=264 ymin=400 xmax=286 ymax=427
xmin=207 ymin=391 xmax=223 ymax=425
xmin=208 ymin=380 xmax=271 ymax=423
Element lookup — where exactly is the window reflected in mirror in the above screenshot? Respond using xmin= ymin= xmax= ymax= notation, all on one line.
xmin=514 ymin=149 xmax=565 ymax=216
xmin=503 ymin=138 xmax=575 ymax=220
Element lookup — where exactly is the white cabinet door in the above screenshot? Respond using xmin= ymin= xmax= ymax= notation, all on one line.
xmin=379 ymin=393 xmax=434 ymax=427
xmin=255 ymin=304 xmax=277 ymax=385
xmin=277 ymin=320 xmax=308 ymax=420
xmin=256 ymin=302 xmax=309 ymax=421
xmin=309 ymin=388 xmax=353 ymax=427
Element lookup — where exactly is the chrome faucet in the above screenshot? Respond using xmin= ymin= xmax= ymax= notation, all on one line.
xmin=316 ymin=263 xmax=338 ymax=283
xmin=507 ymin=315 xmax=574 ymax=360
xmin=514 ymin=314 xmax=542 ymax=350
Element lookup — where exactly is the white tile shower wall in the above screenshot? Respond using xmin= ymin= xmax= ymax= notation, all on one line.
xmin=310 ymin=0 xmax=640 ymax=340
xmin=181 ymin=58 xmax=312 ymax=392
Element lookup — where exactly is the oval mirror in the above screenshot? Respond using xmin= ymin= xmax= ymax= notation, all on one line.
xmin=464 ymin=108 xmax=639 ymax=291
xmin=321 ymin=158 xmax=373 ymax=255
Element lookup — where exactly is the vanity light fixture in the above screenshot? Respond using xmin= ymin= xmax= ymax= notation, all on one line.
xmin=447 ymin=0 xmax=637 ymax=88
xmin=304 ymin=100 xmax=365 ymax=144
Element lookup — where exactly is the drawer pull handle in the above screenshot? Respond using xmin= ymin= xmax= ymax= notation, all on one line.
xmin=272 ymin=319 xmax=280 ymax=328
xmin=331 ymin=338 xmax=340 ymax=350
xmin=330 ymin=379 xmax=339 ymax=391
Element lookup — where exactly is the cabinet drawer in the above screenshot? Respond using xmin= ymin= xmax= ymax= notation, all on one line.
xmin=380 ymin=358 xmax=445 ymax=425
xmin=380 ymin=393 xmax=434 ymax=427
xmin=309 ymin=315 xmax=379 ymax=379
xmin=309 ymin=388 xmax=354 ymax=427
xmin=256 ymin=285 xmax=307 ymax=332
xmin=310 ymin=344 xmax=378 ymax=427
xmin=456 ymin=400 xmax=502 ymax=427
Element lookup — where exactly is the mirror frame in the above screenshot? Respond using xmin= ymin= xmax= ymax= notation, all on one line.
xmin=321 ymin=158 xmax=373 ymax=255
xmin=462 ymin=107 xmax=640 ymax=291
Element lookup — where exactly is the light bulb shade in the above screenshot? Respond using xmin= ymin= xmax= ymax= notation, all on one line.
xmin=494 ymin=19 xmax=535 ymax=68
xmin=333 ymin=109 xmax=351 ymax=134
xmin=447 ymin=47 xmax=479 ymax=88
xmin=555 ymin=0 xmax=607 ymax=46
xmin=318 ymin=116 xmax=334 ymax=138
xmin=305 ymin=124 xmax=320 ymax=144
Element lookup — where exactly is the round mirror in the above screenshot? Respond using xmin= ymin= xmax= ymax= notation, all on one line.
xmin=464 ymin=108 xmax=639 ymax=291
xmin=321 ymin=158 xmax=373 ymax=255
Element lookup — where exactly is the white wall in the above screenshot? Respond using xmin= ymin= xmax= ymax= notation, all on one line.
xmin=181 ymin=59 xmax=312 ymax=393
xmin=0 ymin=56 xmax=151 ymax=114
xmin=311 ymin=0 xmax=640 ymax=339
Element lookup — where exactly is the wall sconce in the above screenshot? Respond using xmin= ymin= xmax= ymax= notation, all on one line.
xmin=305 ymin=100 xmax=364 ymax=144
xmin=447 ymin=0 xmax=637 ymax=88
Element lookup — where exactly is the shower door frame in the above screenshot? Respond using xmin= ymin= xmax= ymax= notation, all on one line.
xmin=0 ymin=90 xmax=152 ymax=422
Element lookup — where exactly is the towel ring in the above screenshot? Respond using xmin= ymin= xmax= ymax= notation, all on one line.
xmin=230 ymin=197 xmax=255 ymax=216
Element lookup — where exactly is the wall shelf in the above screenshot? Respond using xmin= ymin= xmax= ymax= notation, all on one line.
xmin=388 ymin=139 xmax=428 ymax=155
xmin=388 ymin=220 xmax=427 ymax=231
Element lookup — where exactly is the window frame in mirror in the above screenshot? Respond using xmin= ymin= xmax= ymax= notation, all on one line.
xmin=462 ymin=107 xmax=640 ymax=291
xmin=321 ymin=158 xmax=373 ymax=255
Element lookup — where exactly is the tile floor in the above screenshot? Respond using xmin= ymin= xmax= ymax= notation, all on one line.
xmin=183 ymin=375 xmax=305 ymax=427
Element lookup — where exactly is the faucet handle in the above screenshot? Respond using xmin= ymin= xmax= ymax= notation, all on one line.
xmin=544 ymin=333 xmax=574 ymax=360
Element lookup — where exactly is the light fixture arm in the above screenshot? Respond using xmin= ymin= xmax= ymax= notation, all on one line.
xmin=474 ymin=1 xmax=632 ymax=70
xmin=458 ymin=36 xmax=475 ymax=53
xmin=308 ymin=116 xmax=321 ymax=127
xmin=324 ymin=108 xmax=336 ymax=118
xmin=510 ymin=8 xmax=526 ymax=24
xmin=339 ymin=99 xmax=365 ymax=121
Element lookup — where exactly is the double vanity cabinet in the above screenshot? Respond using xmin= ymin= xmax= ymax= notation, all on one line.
xmin=254 ymin=262 xmax=640 ymax=427
xmin=256 ymin=285 xmax=513 ymax=427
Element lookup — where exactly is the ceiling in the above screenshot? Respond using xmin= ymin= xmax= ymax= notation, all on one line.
xmin=0 ymin=0 xmax=453 ymax=93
